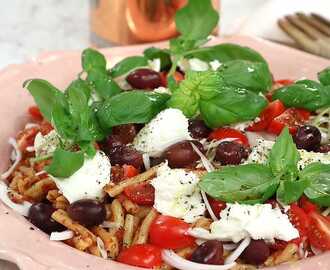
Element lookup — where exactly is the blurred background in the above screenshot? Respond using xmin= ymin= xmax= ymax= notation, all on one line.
xmin=0 ymin=0 xmax=329 ymax=69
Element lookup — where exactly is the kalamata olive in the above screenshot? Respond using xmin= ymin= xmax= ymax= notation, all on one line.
xmin=163 ymin=140 xmax=204 ymax=168
xmin=191 ymin=240 xmax=224 ymax=265
xmin=28 ymin=202 xmax=65 ymax=234
xmin=126 ymin=68 xmax=162 ymax=90
xmin=68 ymin=199 xmax=106 ymax=227
xmin=240 ymin=239 xmax=270 ymax=265
xmin=108 ymin=145 xmax=143 ymax=169
xmin=293 ymin=125 xmax=321 ymax=151
xmin=316 ymin=144 xmax=330 ymax=153
xmin=188 ymin=119 xmax=211 ymax=139
xmin=112 ymin=124 xmax=138 ymax=144
xmin=215 ymin=141 xmax=249 ymax=165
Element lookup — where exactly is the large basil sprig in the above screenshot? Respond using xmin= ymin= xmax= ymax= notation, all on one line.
xmin=272 ymin=80 xmax=330 ymax=111
xmin=167 ymin=70 xmax=267 ymax=127
xmin=199 ymin=128 xmax=327 ymax=205
xmin=199 ymin=164 xmax=279 ymax=204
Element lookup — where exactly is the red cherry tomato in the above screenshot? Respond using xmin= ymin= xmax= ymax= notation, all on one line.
xmin=160 ymin=71 xmax=184 ymax=87
xmin=208 ymin=128 xmax=249 ymax=146
xmin=275 ymin=79 xmax=295 ymax=86
xmin=308 ymin=211 xmax=330 ymax=251
xmin=123 ymin=182 xmax=155 ymax=206
xmin=117 ymin=244 xmax=162 ymax=268
xmin=288 ymin=204 xmax=310 ymax=238
xmin=267 ymin=108 xmax=310 ymax=135
xmin=247 ymin=100 xmax=286 ymax=132
xmin=28 ymin=106 xmax=43 ymax=121
xmin=149 ymin=215 xmax=195 ymax=249
xmin=299 ymin=196 xmax=318 ymax=214
xmin=123 ymin=164 xmax=139 ymax=179
xmin=207 ymin=196 xmax=226 ymax=219
xmin=39 ymin=121 xmax=53 ymax=135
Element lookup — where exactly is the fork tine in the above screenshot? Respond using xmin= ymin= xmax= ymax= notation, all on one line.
xmin=296 ymin=12 xmax=330 ymax=37
xmin=278 ymin=18 xmax=314 ymax=46
xmin=285 ymin=14 xmax=324 ymax=40
xmin=311 ymin=13 xmax=330 ymax=27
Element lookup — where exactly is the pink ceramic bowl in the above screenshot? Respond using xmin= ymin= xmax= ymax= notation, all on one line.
xmin=0 ymin=36 xmax=330 ymax=270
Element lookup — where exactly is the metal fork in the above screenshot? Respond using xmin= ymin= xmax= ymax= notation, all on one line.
xmin=278 ymin=13 xmax=330 ymax=59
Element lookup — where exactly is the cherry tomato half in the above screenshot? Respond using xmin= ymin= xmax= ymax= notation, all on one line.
xmin=209 ymin=128 xmax=249 ymax=146
xmin=117 ymin=244 xmax=162 ymax=268
xmin=28 ymin=106 xmax=43 ymax=121
xmin=123 ymin=182 xmax=155 ymax=206
xmin=123 ymin=164 xmax=139 ymax=179
xmin=149 ymin=215 xmax=195 ymax=249
xmin=288 ymin=204 xmax=310 ymax=239
xmin=308 ymin=211 xmax=330 ymax=251
xmin=208 ymin=196 xmax=226 ymax=219
xmin=299 ymin=196 xmax=318 ymax=214
xmin=267 ymin=108 xmax=310 ymax=135
xmin=247 ymin=100 xmax=286 ymax=132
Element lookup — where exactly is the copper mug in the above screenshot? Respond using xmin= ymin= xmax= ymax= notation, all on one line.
xmin=90 ymin=0 xmax=220 ymax=46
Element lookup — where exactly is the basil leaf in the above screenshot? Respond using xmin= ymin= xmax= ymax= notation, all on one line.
xmin=97 ymin=91 xmax=170 ymax=129
xmin=170 ymin=37 xmax=205 ymax=56
xmin=199 ymin=164 xmax=279 ymax=204
xmin=199 ymin=86 xmax=267 ymax=127
xmin=143 ymin=47 xmax=172 ymax=71
xmin=109 ymin=56 xmax=148 ymax=78
xmin=66 ymin=81 xmax=104 ymax=142
xmin=272 ymin=80 xmax=330 ymax=111
xmin=219 ymin=60 xmax=272 ymax=93
xmin=51 ymin=101 xmax=76 ymax=140
xmin=65 ymin=79 xmax=91 ymax=99
xmin=277 ymin=178 xmax=310 ymax=204
xmin=82 ymin=48 xmax=107 ymax=73
xmin=175 ymin=0 xmax=219 ymax=40
xmin=46 ymin=148 xmax=84 ymax=178
xmin=318 ymin=67 xmax=330 ymax=86
xmin=302 ymin=163 xmax=330 ymax=206
xmin=167 ymin=70 xmax=222 ymax=117
xmin=79 ymin=141 xmax=97 ymax=158
xmin=186 ymin=43 xmax=268 ymax=64
xmin=24 ymin=79 xmax=66 ymax=122
xmin=268 ymin=127 xmax=300 ymax=180
xmin=87 ymin=69 xmax=121 ymax=99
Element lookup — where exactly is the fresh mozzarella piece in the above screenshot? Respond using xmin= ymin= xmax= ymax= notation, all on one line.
xmin=148 ymin=58 xmax=161 ymax=72
xmin=190 ymin=203 xmax=298 ymax=243
xmin=245 ymin=131 xmax=276 ymax=147
xmin=133 ymin=108 xmax=192 ymax=157
xmin=151 ymin=163 xmax=205 ymax=223
xmin=246 ymin=139 xmax=330 ymax=169
xmin=178 ymin=58 xmax=209 ymax=72
xmin=50 ymin=151 xmax=111 ymax=203
xmin=34 ymin=130 xmax=60 ymax=157
xmin=209 ymin=60 xmax=222 ymax=71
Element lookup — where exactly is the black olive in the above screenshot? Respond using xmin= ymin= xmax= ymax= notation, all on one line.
xmin=191 ymin=240 xmax=224 ymax=265
xmin=67 ymin=199 xmax=106 ymax=227
xmin=163 ymin=140 xmax=204 ymax=168
xmin=28 ymin=203 xmax=65 ymax=234
xmin=293 ymin=125 xmax=321 ymax=151
xmin=240 ymin=239 xmax=270 ymax=265
xmin=188 ymin=119 xmax=211 ymax=139
xmin=126 ymin=68 xmax=162 ymax=90
xmin=215 ymin=141 xmax=249 ymax=165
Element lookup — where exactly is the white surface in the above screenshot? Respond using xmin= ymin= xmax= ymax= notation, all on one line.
xmin=0 ymin=0 xmax=89 ymax=69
